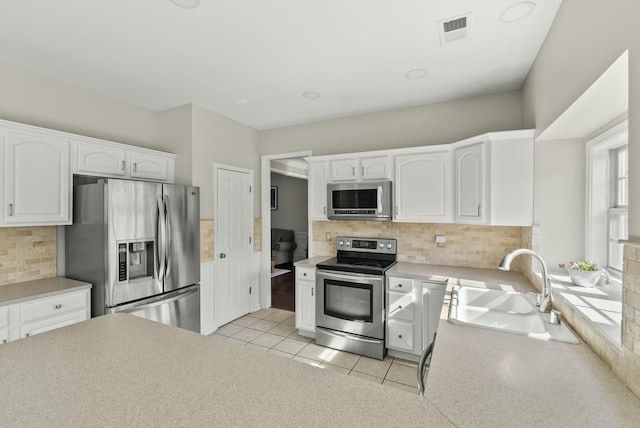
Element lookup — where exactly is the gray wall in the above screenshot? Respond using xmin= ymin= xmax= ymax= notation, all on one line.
xmin=523 ymin=0 xmax=640 ymax=239
xmin=258 ymin=90 xmax=523 ymax=156
xmin=270 ymin=173 xmax=308 ymax=233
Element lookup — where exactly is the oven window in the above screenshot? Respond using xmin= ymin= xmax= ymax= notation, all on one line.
xmin=323 ymin=280 xmax=373 ymax=323
xmin=332 ymin=189 xmax=377 ymax=209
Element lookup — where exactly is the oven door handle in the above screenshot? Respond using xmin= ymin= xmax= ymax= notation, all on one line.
xmin=317 ymin=271 xmax=383 ymax=283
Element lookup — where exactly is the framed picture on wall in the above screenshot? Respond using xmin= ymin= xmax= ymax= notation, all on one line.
xmin=270 ymin=186 xmax=278 ymax=210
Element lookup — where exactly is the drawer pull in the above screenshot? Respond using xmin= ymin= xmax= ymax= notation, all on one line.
xmin=398 ymin=305 xmax=402 ymax=309
xmin=25 ymin=333 xmax=30 ymax=338
xmin=55 ymin=304 xmax=62 ymax=309
xmin=398 ymin=284 xmax=403 ymax=288
xmin=2 ymin=339 xmax=6 ymax=344
xmin=303 ymin=272 xmax=307 ymax=276
xmin=398 ymin=334 xmax=403 ymax=339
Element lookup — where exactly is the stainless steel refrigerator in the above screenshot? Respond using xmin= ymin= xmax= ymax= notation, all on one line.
xmin=65 ymin=177 xmax=200 ymax=333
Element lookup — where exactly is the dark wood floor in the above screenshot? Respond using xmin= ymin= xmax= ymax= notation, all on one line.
xmin=271 ymin=262 xmax=295 ymax=312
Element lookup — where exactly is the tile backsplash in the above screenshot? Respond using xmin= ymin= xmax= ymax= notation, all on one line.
xmin=0 ymin=227 xmax=57 ymax=286
xmin=312 ymin=221 xmax=530 ymax=271
xmin=200 ymin=218 xmax=262 ymax=263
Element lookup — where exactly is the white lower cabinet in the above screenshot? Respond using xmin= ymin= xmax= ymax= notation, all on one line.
xmin=3 ymin=288 xmax=90 ymax=343
xmin=295 ymin=267 xmax=316 ymax=337
xmin=386 ymin=275 xmax=447 ymax=360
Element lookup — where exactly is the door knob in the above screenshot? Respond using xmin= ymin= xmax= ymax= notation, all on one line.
xmin=219 ymin=253 xmax=226 ymax=259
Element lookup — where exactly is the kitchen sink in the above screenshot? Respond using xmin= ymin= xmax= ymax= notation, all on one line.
xmin=448 ymin=286 xmax=579 ymax=344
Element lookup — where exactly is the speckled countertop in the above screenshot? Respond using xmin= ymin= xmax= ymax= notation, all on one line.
xmin=294 ymin=256 xmax=331 ymax=268
xmin=0 ymin=314 xmax=452 ymax=427
xmin=0 ymin=276 xmax=91 ymax=306
xmin=393 ymin=263 xmax=640 ymax=427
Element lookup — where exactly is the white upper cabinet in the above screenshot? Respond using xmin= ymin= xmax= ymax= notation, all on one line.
xmin=454 ymin=142 xmax=487 ymax=224
xmin=76 ymin=141 xmax=127 ymax=177
xmin=394 ymin=147 xmax=452 ymax=223
xmin=329 ymin=155 xmax=391 ymax=182
xmin=74 ymin=140 xmax=174 ymax=182
xmin=129 ymin=150 xmax=170 ymax=181
xmin=453 ymin=130 xmax=534 ymax=226
xmin=1 ymin=126 xmax=70 ymax=226
xmin=307 ymin=160 xmax=328 ymax=220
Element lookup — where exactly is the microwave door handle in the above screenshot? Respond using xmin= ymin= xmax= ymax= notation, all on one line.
xmin=377 ymin=185 xmax=383 ymax=213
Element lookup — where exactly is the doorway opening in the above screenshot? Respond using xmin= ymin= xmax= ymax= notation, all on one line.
xmin=260 ymin=151 xmax=312 ymax=312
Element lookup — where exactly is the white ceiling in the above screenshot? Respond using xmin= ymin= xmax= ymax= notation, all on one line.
xmin=0 ymin=0 xmax=562 ymax=130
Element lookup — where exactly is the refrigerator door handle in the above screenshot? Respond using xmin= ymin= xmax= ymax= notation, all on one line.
xmin=163 ymin=194 xmax=172 ymax=278
xmin=156 ymin=195 xmax=166 ymax=282
xmin=114 ymin=286 xmax=199 ymax=313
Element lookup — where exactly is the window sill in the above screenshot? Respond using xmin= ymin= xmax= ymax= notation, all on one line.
xmin=548 ymin=272 xmax=622 ymax=350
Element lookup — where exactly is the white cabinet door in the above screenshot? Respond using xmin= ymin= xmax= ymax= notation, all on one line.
xmin=129 ymin=150 xmax=169 ymax=181
xmin=361 ymin=156 xmax=390 ymax=180
xmin=20 ymin=309 xmax=88 ymax=338
xmin=76 ymin=141 xmax=127 ymax=176
xmin=308 ymin=161 xmax=328 ymax=220
xmin=330 ymin=159 xmax=358 ymax=181
xmin=421 ymin=282 xmax=447 ymax=349
xmin=454 ymin=142 xmax=487 ymax=224
xmin=394 ymin=149 xmax=452 ymax=223
xmin=2 ymin=129 xmax=70 ymax=226
xmin=295 ymin=267 xmax=316 ymax=335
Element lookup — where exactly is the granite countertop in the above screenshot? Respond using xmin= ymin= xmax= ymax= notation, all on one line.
xmin=0 ymin=314 xmax=451 ymax=427
xmin=0 ymin=277 xmax=92 ymax=307
xmin=404 ymin=263 xmax=640 ymax=427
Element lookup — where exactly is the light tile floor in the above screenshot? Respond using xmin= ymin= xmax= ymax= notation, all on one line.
xmin=209 ymin=308 xmax=420 ymax=394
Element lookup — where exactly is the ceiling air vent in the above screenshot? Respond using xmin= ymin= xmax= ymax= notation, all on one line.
xmin=439 ymin=13 xmax=471 ymax=45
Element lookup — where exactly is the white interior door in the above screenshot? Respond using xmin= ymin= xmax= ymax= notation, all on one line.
xmin=214 ymin=167 xmax=253 ymax=327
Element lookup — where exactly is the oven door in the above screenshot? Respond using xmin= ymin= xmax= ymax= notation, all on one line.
xmin=316 ymin=270 xmax=384 ymax=339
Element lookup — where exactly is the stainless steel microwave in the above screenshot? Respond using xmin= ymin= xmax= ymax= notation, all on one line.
xmin=327 ymin=181 xmax=392 ymax=221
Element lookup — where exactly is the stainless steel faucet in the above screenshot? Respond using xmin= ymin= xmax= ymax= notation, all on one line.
xmin=498 ymin=248 xmax=554 ymax=312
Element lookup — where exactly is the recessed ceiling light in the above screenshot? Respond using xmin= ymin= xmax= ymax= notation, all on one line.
xmin=302 ymin=91 xmax=321 ymax=100
xmin=499 ymin=1 xmax=536 ymax=23
xmin=405 ymin=68 xmax=428 ymax=80
xmin=169 ymin=0 xmax=201 ymax=9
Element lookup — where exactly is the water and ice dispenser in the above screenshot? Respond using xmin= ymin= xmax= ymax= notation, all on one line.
xmin=118 ymin=241 xmax=154 ymax=282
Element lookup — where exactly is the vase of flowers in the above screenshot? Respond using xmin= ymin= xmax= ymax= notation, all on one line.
xmin=559 ymin=261 xmax=610 ymax=287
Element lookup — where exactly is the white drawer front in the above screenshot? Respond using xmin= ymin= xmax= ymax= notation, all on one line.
xmin=387 ymin=320 xmax=414 ymax=351
xmin=387 ymin=291 xmax=415 ymax=322
xmin=21 ymin=309 xmax=89 ymax=338
xmin=388 ymin=277 xmax=412 ymax=293
xmin=296 ymin=267 xmax=315 ymax=281
xmin=21 ymin=290 xmax=88 ymax=323
xmin=0 ymin=306 xmax=9 ymax=328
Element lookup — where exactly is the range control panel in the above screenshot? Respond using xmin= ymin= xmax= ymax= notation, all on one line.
xmin=335 ymin=236 xmax=397 ymax=254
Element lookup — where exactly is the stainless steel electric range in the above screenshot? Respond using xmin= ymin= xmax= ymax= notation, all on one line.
xmin=315 ymin=236 xmax=397 ymax=360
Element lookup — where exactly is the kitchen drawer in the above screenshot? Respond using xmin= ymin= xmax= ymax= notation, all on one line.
xmin=388 ymin=277 xmax=413 ymax=293
xmin=387 ymin=320 xmax=414 ymax=352
xmin=20 ymin=290 xmax=89 ymax=323
xmin=387 ymin=291 xmax=415 ymax=322
xmin=296 ymin=267 xmax=315 ymax=282
xmin=0 ymin=306 xmax=9 ymax=328
xmin=20 ymin=309 xmax=88 ymax=339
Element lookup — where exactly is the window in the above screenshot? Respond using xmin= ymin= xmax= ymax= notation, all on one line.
xmin=586 ymin=120 xmax=628 ymax=275
xmin=608 ymin=146 xmax=628 ymax=272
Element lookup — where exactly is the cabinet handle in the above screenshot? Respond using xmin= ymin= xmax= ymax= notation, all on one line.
xmin=303 ymin=272 xmax=307 ymax=277
xmin=121 ymin=160 xmax=126 ymax=171
xmin=362 ymin=166 xmax=364 ymax=176
xmin=477 ymin=205 xmax=481 ymax=217
xmin=398 ymin=284 xmax=403 ymax=288
xmin=323 ymin=206 xmax=326 ymax=215
xmin=398 ymin=334 xmax=403 ymax=339
xmin=2 ymin=339 xmax=6 ymax=344
xmin=55 ymin=304 xmax=62 ymax=309
xmin=133 ymin=163 xmax=138 ymax=172
xmin=352 ymin=167 xmax=355 ymax=175
xmin=8 ymin=203 xmax=13 ymax=216
xmin=25 ymin=333 xmax=30 ymax=338
xmin=398 ymin=305 xmax=402 ymax=309
xmin=311 ymin=287 xmax=314 ymax=296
